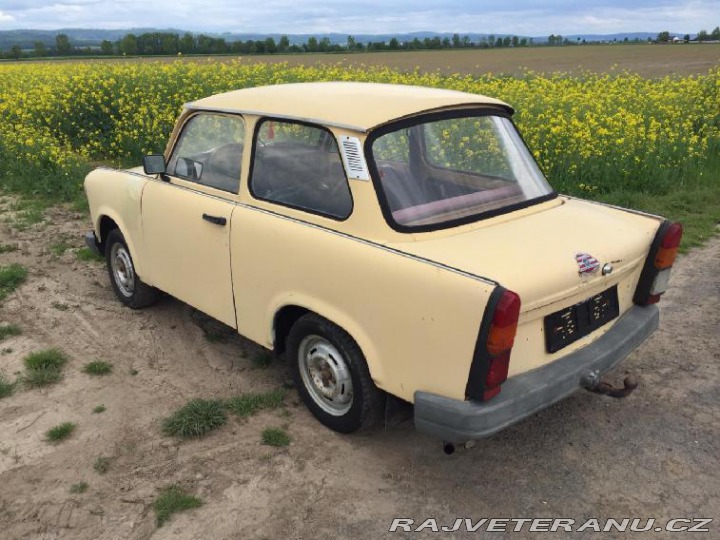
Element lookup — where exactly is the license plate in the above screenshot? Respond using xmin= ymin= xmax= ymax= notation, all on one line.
xmin=544 ymin=286 xmax=620 ymax=353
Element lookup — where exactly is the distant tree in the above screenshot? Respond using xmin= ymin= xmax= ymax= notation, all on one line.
xmin=697 ymin=29 xmax=709 ymax=42
xmin=502 ymin=36 xmax=511 ymax=47
xmin=495 ymin=37 xmax=503 ymax=48
xmin=452 ymin=33 xmax=461 ymax=48
xmin=519 ymin=37 xmax=527 ymax=47
xmin=119 ymin=34 xmax=138 ymax=55
xmin=548 ymin=34 xmax=556 ymax=45
xmin=488 ymin=35 xmax=495 ymax=47
xmin=711 ymin=27 xmax=720 ymax=40
xmin=100 ymin=40 xmax=114 ymax=55
xmin=55 ymin=33 xmax=73 ymax=55
xmin=33 ymin=41 xmax=47 ymax=57
xmin=462 ymin=35 xmax=472 ymax=47
xmin=511 ymin=36 xmax=519 ymax=47
xmin=683 ymin=34 xmax=690 ymax=42
xmin=657 ymin=31 xmax=671 ymax=42
xmin=264 ymin=37 xmax=277 ymax=53
xmin=442 ymin=37 xmax=451 ymax=48
xmin=319 ymin=37 xmax=331 ymax=52
xmin=179 ymin=33 xmax=195 ymax=54
xmin=306 ymin=36 xmax=318 ymax=52
xmin=388 ymin=37 xmax=399 ymax=50
xmin=278 ymin=35 xmax=290 ymax=52
xmin=162 ymin=34 xmax=178 ymax=55
xmin=624 ymin=37 xmax=629 ymax=43
xmin=346 ymin=35 xmax=356 ymax=50
xmin=9 ymin=45 xmax=22 ymax=59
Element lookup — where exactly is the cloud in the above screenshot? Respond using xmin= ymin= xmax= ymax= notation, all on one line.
xmin=0 ymin=0 xmax=717 ymax=34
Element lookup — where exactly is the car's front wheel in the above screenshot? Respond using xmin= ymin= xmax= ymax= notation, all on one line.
xmin=287 ymin=314 xmax=382 ymax=433
xmin=105 ymin=228 xmax=159 ymax=309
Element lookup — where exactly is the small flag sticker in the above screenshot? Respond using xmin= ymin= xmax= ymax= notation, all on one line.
xmin=575 ymin=252 xmax=600 ymax=274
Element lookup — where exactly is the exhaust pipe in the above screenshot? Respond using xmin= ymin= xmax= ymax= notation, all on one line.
xmin=581 ymin=370 xmax=638 ymax=399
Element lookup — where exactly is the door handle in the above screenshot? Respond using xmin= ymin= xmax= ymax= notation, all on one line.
xmin=202 ymin=213 xmax=227 ymax=226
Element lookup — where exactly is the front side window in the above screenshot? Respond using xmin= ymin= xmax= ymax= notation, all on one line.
xmin=167 ymin=113 xmax=245 ymax=194
xmin=249 ymin=120 xmax=353 ymax=219
xmin=369 ymin=113 xmax=554 ymax=230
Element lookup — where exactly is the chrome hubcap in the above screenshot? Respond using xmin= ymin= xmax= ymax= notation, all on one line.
xmin=110 ymin=243 xmax=135 ymax=297
xmin=298 ymin=335 xmax=353 ymax=416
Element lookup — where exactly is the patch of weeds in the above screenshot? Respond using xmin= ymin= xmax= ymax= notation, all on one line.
xmin=51 ymin=301 xmax=69 ymax=311
xmin=251 ymin=350 xmax=273 ymax=369
xmin=0 ymin=372 xmax=16 ymax=399
xmin=225 ymin=389 xmax=286 ymax=417
xmin=50 ymin=239 xmax=71 ymax=257
xmin=94 ymin=455 xmax=111 ymax=474
xmin=1 ymin=347 xmax=13 ymax=355
xmin=23 ymin=348 xmax=68 ymax=387
xmin=0 ymin=264 xmax=28 ymax=302
xmin=69 ymin=481 xmax=88 ymax=494
xmin=162 ymin=399 xmax=227 ymax=438
xmin=261 ymin=427 xmax=291 ymax=447
xmin=76 ymin=247 xmax=104 ymax=263
xmin=82 ymin=360 xmax=113 ymax=376
xmin=0 ymin=323 xmax=21 ymax=341
xmin=129 ymin=368 xmax=138 ymax=376
xmin=46 ymin=421 xmax=76 ymax=442
xmin=0 ymin=243 xmax=18 ymax=254
xmin=154 ymin=485 xmax=202 ymax=527
xmin=92 ymin=404 xmax=106 ymax=414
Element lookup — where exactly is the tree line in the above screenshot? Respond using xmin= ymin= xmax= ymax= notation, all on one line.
xmin=2 ymin=27 xmax=719 ymax=59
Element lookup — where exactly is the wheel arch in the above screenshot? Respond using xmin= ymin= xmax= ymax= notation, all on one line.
xmin=93 ymin=208 xmax=148 ymax=280
xmin=271 ymin=302 xmax=385 ymax=389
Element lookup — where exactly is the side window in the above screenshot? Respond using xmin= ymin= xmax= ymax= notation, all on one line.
xmin=167 ymin=113 xmax=245 ymax=194
xmin=250 ymin=120 xmax=353 ymax=219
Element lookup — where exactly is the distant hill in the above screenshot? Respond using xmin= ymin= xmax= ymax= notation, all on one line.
xmin=0 ymin=28 xmax=696 ymax=51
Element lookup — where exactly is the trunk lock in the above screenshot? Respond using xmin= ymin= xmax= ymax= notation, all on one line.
xmin=581 ymin=370 xmax=638 ymax=399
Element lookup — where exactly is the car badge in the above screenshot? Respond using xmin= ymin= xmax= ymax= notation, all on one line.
xmin=575 ymin=252 xmax=600 ymax=275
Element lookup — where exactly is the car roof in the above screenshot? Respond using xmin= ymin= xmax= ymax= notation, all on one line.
xmin=186 ymin=82 xmax=513 ymax=132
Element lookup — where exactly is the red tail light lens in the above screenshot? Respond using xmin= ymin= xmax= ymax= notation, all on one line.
xmin=484 ymin=290 xmax=521 ymax=399
xmin=487 ymin=291 xmax=521 ymax=356
xmin=654 ymin=222 xmax=682 ymax=270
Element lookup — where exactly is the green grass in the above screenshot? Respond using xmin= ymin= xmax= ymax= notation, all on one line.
xmin=129 ymin=368 xmax=138 ymax=376
xmin=251 ymin=351 xmax=274 ymax=369
xmin=45 ymin=421 xmax=76 ymax=442
xmin=51 ymin=301 xmax=69 ymax=311
xmin=93 ymin=455 xmax=111 ymax=474
xmin=225 ymin=389 xmax=286 ymax=417
xmin=82 ymin=360 xmax=113 ymax=376
xmin=76 ymin=247 xmax=104 ymax=262
xmin=161 ymin=399 xmax=227 ymax=438
xmin=0 ymin=372 xmax=16 ymax=399
xmin=24 ymin=348 xmax=68 ymax=370
xmin=69 ymin=481 xmax=88 ymax=494
xmin=0 ymin=243 xmax=18 ymax=254
xmin=50 ymin=239 xmax=71 ymax=256
xmin=261 ymin=427 xmax=291 ymax=447
xmin=154 ymin=485 xmax=203 ymax=527
xmin=22 ymin=348 xmax=68 ymax=387
xmin=92 ymin=404 xmax=106 ymax=414
xmin=0 ymin=323 xmax=21 ymax=341
xmin=0 ymin=263 xmax=27 ymax=302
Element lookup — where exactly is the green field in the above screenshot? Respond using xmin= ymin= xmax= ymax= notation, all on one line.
xmin=0 ymin=46 xmax=718 ymax=246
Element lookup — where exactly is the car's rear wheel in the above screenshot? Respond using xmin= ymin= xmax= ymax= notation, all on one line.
xmin=105 ymin=228 xmax=159 ymax=309
xmin=288 ymin=313 xmax=382 ymax=433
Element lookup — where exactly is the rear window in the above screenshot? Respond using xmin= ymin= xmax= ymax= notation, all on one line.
xmin=368 ymin=113 xmax=554 ymax=230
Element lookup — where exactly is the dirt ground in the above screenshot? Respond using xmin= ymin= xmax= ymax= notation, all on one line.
xmin=91 ymin=43 xmax=720 ymax=77
xmin=0 ymin=199 xmax=718 ymax=539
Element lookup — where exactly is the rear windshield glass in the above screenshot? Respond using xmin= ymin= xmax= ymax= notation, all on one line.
xmin=369 ymin=114 xmax=553 ymax=229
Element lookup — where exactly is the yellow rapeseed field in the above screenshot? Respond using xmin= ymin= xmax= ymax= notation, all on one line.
xmin=0 ymin=60 xmax=718 ymax=243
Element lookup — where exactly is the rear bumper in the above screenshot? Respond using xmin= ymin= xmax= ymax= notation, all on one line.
xmin=414 ymin=304 xmax=659 ymax=441
xmin=84 ymin=231 xmax=102 ymax=256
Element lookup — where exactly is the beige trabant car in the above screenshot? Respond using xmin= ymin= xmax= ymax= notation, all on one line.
xmin=84 ymin=82 xmax=682 ymax=441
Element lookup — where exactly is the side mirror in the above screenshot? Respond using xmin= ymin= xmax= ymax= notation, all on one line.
xmin=143 ymin=154 xmax=166 ymax=175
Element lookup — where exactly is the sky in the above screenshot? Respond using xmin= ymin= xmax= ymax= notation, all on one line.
xmin=0 ymin=0 xmax=718 ymax=35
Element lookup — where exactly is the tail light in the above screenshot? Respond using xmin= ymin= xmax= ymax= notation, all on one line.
xmin=465 ymin=288 xmax=521 ymax=401
xmin=634 ymin=221 xmax=683 ymax=305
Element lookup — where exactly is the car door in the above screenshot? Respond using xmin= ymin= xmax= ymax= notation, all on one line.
xmin=141 ymin=112 xmax=245 ymax=328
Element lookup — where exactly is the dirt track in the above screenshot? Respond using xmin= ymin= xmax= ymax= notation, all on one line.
xmin=0 ymin=199 xmax=718 ymax=539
